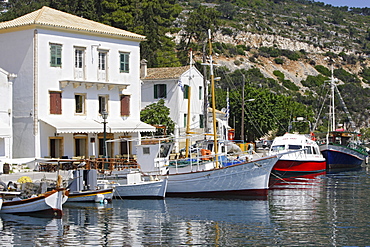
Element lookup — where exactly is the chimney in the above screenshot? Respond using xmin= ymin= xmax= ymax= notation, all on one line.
xmin=140 ymin=59 xmax=147 ymax=78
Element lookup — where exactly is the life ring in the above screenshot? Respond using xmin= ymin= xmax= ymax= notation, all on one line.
xmin=201 ymin=149 xmax=212 ymax=160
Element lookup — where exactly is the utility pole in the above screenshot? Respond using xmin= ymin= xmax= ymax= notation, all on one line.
xmin=241 ymin=74 xmax=245 ymax=142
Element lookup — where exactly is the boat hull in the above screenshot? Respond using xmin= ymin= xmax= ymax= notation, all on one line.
xmin=273 ymin=159 xmax=326 ymax=174
xmin=320 ymin=144 xmax=367 ymax=171
xmin=164 ymin=155 xmax=278 ymax=199
xmin=113 ymin=179 xmax=167 ymax=199
xmin=67 ymin=188 xmax=113 ymax=202
xmin=0 ymin=189 xmax=66 ymax=218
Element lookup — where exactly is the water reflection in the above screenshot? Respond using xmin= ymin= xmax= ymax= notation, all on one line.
xmin=0 ymin=214 xmax=63 ymax=246
xmin=323 ymin=169 xmax=370 ymax=246
xmin=1 ymin=169 xmax=370 ymax=246
xmin=62 ymin=198 xmax=272 ymax=246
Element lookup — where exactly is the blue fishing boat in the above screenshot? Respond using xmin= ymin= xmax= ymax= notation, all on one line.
xmin=320 ymin=131 xmax=367 ymax=171
xmin=317 ymin=71 xmax=368 ymax=172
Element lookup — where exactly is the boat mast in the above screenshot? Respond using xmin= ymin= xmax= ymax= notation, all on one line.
xmin=207 ymin=29 xmax=219 ymax=168
xmin=185 ymin=49 xmax=193 ymax=158
xmin=330 ymin=70 xmax=335 ymax=132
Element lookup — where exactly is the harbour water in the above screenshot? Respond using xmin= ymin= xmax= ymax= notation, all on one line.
xmin=1 ymin=167 xmax=370 ymax=246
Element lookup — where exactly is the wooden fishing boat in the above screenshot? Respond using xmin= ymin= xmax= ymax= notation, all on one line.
xmin=129 ymin=30 xmax=279 ymax=199
xmin=66 ymin=169 xmax=113 ymax=203
xmin=67 ymin=188 xmax=113 ymax=202
xmin=98 ymin=170 xmax=167 ymax=199
xmin=0 ymin=188 xmax=67 ymax=218
xmin=317 ymin=71 xmax=368 ymax=172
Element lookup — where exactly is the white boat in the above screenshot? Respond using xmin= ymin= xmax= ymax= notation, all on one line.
xmin=137 ymin=139 xmax=278 ymax=199
xmin=99 ymin=170 xmax=167 ymax=199
xmin=269 ymin=133 xmax=326 ymax=175
xmin=130 ymin=30 xmax=279 ymax=199
xmin=0 ymin=188 xmax=67 ymax=218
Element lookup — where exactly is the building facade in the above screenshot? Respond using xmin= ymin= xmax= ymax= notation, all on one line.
xmin=0 ymin=6 xmax=154 ymax=159
xmin=0 ymin=68 xmax=15 ymax=164
xmin=141 ymin=62 xmax=205 ymax=150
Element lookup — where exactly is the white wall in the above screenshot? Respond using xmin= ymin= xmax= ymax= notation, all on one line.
xmin=141 ymin=67 xmax=204 ymax=131
xmin=0 ymin=27 xmax=145 ymax=158
xmin=0 ymin=68 xmax=13 ymax=161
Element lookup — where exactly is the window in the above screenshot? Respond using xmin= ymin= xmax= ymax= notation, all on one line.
xmin=120 ymin=95 xmax=130 ymax=116
xmin=304 ymin=146 xmax=312 ymax=154
xmin=74 ymin=48 xmax=85 ymax=80
xmin=75 ymin=49 xmax=84 ymax=69
xmin=184 ymin=113 xmax=187 ymax=128
xmin=154 ymin=84 xmax=167 ymax=99
xmin=50 ymin=92 xmax=62 ymax=114
xmin=199 ymin=86 xmax=203 ymax=100
xmin=99 ymin=95 xmax=108 ymax=114
xmin=75 ymin=94 xmax=85 ymax=114
xmin=0 ymin=139 xmax=5 ymax=156
xmin=200 ymin=114 xmax=204 ymax=128
xmin=50 ymin=44 xmax=62 ymax=67
xmin=143 ymin=147 xmax=150 ymax=155
xmin=184 ymin=85 xmax=190 ymax=99
xmin=98 ymin=51 xmax=108 ymax=81
xmin=120 ymin=52 xmax=130 ymax=73
xmin=98 ymin=51 xmax=106 ymax=70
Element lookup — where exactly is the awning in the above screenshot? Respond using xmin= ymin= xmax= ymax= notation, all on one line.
xmin=0 ymin=122 xmax=11 ymax=137
xmin=41 ymin=118 xmax=103 ymax=134
xmin=41 ymin=118 xmax=155 ymax=134
xmin=106 ymin=119 xmax=155 ymax=133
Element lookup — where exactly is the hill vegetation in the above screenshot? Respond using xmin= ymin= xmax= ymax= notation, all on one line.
xmin=2 ymin=0 xmax=370 ymax=141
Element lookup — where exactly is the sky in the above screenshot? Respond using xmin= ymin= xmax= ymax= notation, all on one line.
xmin=316 ymin=0 xmax=370 ymax=8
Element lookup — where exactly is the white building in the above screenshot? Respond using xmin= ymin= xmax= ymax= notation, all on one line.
xmin=0 ymin=6 xmax=154 ymax=159
xmin=0 ymin=68 xmax=15 ymax=163
xmin=140 ymin=61 xmax=205 ymax=149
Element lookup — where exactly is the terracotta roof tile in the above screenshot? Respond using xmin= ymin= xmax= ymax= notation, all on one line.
xmin=143 ymin=66 xmax=190 ymax=80
xmin=0 ymin=6 xmax=145 ymax=41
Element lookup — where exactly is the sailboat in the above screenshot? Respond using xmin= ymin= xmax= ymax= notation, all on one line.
xmin=317 ymin=71 xmax=368 ymax=172
xmin=134 ymin=30 xmax=280 ymax=199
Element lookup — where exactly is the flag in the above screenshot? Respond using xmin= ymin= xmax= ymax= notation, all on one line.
xmin=178 ymin=79 xmax=184 ymax=92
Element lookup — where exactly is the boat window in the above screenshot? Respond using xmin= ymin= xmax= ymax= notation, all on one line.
xmin=288 ymin=145 xmax=302 ymax=150
xmin=304 ymin=146 xmax=312 ymax=154
xmin=159 ymin=144 xmax=171 ymax=158
xmin=143 ymin=147 xmax=150 ymax=155
xmin=271 ymin=145 xmax=285 ymax=152
xmin=313 ymin=147 xmax=319 ymax=154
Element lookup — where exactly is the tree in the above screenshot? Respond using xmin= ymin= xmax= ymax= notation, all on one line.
xmin=217 ymin=2 xmax=236 ymax=20
xmin=100 ymin=0 xmax=182 ymax=68
xmin=140 ymin=99 xmax=175 ymax=136
xmin=177 ymin=5 xmax=220 ymax=65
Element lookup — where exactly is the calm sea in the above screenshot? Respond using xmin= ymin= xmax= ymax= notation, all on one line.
xmin=1 ymin=167 xmax=370 ymax=246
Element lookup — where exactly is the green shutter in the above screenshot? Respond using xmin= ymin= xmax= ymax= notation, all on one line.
xmin=154 ymin=84 xmax=158 ymax=99
xmin=163 ymin=84 xmax=167 ymax=98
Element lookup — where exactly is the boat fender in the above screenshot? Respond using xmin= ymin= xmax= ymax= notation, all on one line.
xmin=201 ymin=149 xmax=212 ymax=160
xmin=0 ymin=181 xmax=6 ymax=191
xmin=95 ymin=194 xmax=105 ymax=203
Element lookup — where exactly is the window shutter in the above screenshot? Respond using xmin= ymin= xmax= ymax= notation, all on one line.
xmin=120 ymin=95 xmax=130 ymax=116
xmin=154 ymin=85 xmax=158 ymax=99
xmin=163 ymin=84 xmax=167 ymax=98
xmin=50 ymin=92 xmax=62 ymax=114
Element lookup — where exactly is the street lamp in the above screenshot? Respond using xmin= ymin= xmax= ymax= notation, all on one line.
xmin=102 ymin=111 xmax=108 ymax=158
